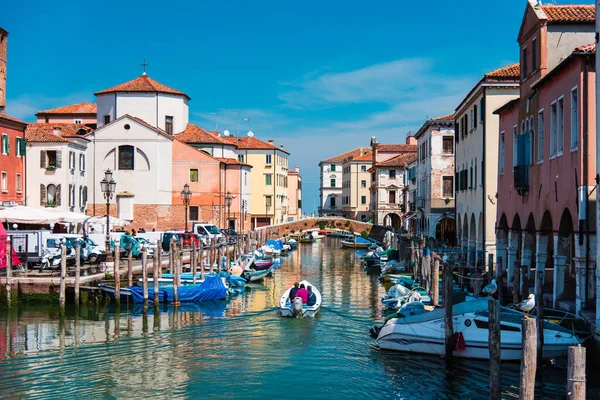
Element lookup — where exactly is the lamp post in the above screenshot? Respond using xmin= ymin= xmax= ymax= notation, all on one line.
xmin=180 ymin=183 xmax=192 ymax=232
xmin=100 ymin=169 xmax=116 ymax=255
xmin=225 ymin=191 xmax=233 ymax=238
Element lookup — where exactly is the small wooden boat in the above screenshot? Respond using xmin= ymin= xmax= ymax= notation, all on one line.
xmin=299 ymin=235 xmax=314 ymax=244
xmin=340 ymin=237 xmax=371 ymax=248
xmin=280 ymin=280 xmax=321 ymax=318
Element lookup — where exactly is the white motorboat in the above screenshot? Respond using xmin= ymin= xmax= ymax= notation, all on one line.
xmin=243 ymin=266 xmax=273 ymax=282
xmin=280 ymin=280 xmax=321 ymax=318
xmin=375 ymin=298 xmax=580 ymax=360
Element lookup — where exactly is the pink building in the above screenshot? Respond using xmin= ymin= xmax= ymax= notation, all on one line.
xmin=495 ymin=2 xmax=596 ymax=317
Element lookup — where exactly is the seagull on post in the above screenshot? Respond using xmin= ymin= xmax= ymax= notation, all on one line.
xmin=516 ymin=294 xmax=536 ymax=313
xmin=482 ymin=279 xmax=497 ymax=295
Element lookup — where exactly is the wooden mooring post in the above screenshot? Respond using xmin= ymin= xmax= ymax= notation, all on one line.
xmin=432 ymin=256 xmax=440 ymax=307
xmin=192 ymin=243 xmax=197 ymax=285
xmin=200 ymin=243 xmax=205 ymax=280
xmin=567 ymin=346 xmax=586 ymax=400
xmin=488 ymin=297 xmax=501 ymax=400
xmin=75 ymin=244 xmax=81 ymax=308
xmin=142 ymin=246 xmax=148 ymax=310
xmin=210 ymin=240 xmax=215 ymax=273
xmin=153 ymin=245 xmax=159 ymax=312
xmin=114 ymin=243 xmax=121 ymax=307
xmin=171 ymin=241 xmax=179 ymax=305
xmin=535 ymin=270 xmax=544 ymax=365
xmin=59 ymin=244 xmax=67 ymax=315
xmin=5 ymin=238 xmax=12 ymax=309
xmin=496 ymin=256 xmax=504 ymax=305
xmin=443 ymin=261 xmax=453 ymax=359
xmin=156 ymin=240 xmax=163 ymax=278
xmin=520 ymin=318 xmax=537 ymax=400
xmin=127 ymin=249 xmax=133 ymax=287
xmin=488 ymin=253 xmax=494 ymax=285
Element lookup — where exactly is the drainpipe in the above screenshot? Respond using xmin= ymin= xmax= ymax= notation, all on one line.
xmin=481 ymin=89 xmax=487 ymax=265
xmin=582 ymin=55 xmax=591 ymax=307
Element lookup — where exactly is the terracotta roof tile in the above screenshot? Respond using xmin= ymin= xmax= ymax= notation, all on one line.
xmin=352 ymin=151 xmax=373 ymax=162
xmin=320 ymin=148 xmax=370 ymax=164
xmin=484 ymin=63 xmax=520 ymax=82
xmin=574 ymin=42 xmax=596 ymax=53
xmin=376 ymin=153 xmax=417 ymax=168
xmin=25 ymin=123 xmax=88 ymax=146
xmin=0 ymin=113 xmax=27 ymax=126
xmin=36 ymin=102 xmax=97 ymax=115
xmin=175 ymin=124 xmax=230 ymax=145
xmin=431 ymin=113 xmax=455 ymax=121
xmin=214 ymin=157 xmax=252 ymax=168
xmin=220 ymin=136 xmax=290 ymax=154
xmin=542 ymin=4 xmax=594 ymax=22
xmin=95 ymin=74 xmax=190 ymax=100
xmin=377 ymin=144 xmax=417 ymax=153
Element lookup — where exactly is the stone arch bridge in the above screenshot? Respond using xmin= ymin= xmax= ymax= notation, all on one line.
xmin=254 ymin=217 xmax=373 ymax=238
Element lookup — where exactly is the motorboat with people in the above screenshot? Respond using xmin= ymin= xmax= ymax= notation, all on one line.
xmin=372 ymin=298 xmax=580 ymax=360
xmin=280 ymin=280 xmax=321 ymax=318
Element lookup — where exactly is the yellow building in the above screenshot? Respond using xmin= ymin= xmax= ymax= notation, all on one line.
xmin=226 ymin=137 xmax=290 ymax=228
xmin=341 ymin=150 xmax=373 ymax=221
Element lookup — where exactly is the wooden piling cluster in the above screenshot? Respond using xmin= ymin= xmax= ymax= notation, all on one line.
xmin=59 ymin=244 xmax=66 ymax=315
xmin=114 ymin=243 xmax=121 ymax=307
xmin=5 ymin=238 xmax=11 ymax=308
xmin=74 ymin=244 xmax=81 ymax=308
xmin=488 ymin=298 xmax=501 ymax=400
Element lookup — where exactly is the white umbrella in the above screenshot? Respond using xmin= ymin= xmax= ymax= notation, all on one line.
xmin=84 ymin=215 xmax=130 ymax=234
xmin=0 ymin=206 xmax=61 ymax=224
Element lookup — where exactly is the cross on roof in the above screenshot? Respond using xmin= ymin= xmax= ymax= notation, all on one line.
xmin=141 ymin=59 xmax=148 ymax=75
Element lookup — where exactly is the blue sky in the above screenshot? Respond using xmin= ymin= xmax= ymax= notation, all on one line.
xmin=3 ymin=0 xmax=593 ymax=213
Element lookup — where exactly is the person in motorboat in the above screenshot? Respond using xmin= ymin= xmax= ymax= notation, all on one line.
xmin=289 ymin=282 xmax=300 ymax=301
xmin=307 ymin=286 xmax=317 ymax=306
xmin=296 ymin=284 xmax=309 ymax=304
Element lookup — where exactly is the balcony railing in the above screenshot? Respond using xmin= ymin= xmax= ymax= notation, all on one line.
xmin=514 ymin=165 xmax=529 ymax=195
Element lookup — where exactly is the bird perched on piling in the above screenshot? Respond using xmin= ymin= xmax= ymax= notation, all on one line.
xmin=482 ymin=279 xmax=497 ymax=296
xmin=516 ymin=294 xmax=535 ymax=313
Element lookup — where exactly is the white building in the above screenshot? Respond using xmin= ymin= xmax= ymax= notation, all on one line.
xmin=25 ymin=124 xmax=91 ymax=213
xmin=455 ymin=64 xmax=519 ymax=262
xmin=414 ymin=115 xmax=456 ymax=243
xmin=86 ymin=115 xmax=173 ymax=221
xmin=318 ymin=148 xmax=368 ymax=216
xmin=95 ymin=73 xmax=189 ymax=134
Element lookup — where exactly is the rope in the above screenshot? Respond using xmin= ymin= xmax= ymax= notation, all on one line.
xmin=452 ymin=271 xmax=488 ymax=281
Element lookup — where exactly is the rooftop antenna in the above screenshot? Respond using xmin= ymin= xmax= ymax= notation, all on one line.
xmin=244 ymin=117 xmax=254 ymax=137
xmin=141 ymin=59 xmax=148 ymax=76
xmin=209 ymin=112 xmax=219 ymax=131
xmin=237 ymin=112 xmax=241 ymax=136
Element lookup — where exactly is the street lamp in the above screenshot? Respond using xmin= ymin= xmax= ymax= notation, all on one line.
xmin=180 ymin=183 xmax=192 ymax=232
xmin=225 ymin=191 xmax=233 ymax=237
xmin=100 ymin=169 xmax=116 ymax=255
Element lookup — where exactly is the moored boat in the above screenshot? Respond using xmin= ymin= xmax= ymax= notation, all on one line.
xmin=340 ymin=236 xmax=371 ymax=248
xmin=242 ymin=266 xmax=273 ymax=282
xmin=374 ymin=298 xmax=580 ymax=360
xmin=280 ymin=280 xmax=321 ymax=318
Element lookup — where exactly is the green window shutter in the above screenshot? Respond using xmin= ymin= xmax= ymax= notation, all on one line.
xmin=56 ymin=151 xmax=62 ymax=168
xmin=40 ymin=184 xmax=46 ymax=206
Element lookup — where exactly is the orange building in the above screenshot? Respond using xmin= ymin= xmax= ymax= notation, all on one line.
xmin=0 ymin=114 xmax=27 ymax=205
xmin=171 ymin=139 xmax=252 ymax=232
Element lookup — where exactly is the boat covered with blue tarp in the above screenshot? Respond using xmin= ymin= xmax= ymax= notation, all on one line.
xmin=99 ymin=275 xmax=228 ymax=303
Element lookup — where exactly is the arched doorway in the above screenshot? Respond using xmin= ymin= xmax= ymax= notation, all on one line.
xmin=538 ymin=210 xmax=554 ymax=300
xmin=435 ymin=215 xmax=456 ymax=246
xmin=557 ymin=208 xmax=575 ymax=303
xmin=383 ymin=213 xmax=401 ymax=230
xmin=509 ymin=214 xmax=522 ymax=287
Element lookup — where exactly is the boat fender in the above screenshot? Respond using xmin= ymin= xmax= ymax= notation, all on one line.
xmin=453 ymin=332 xmax=466 ymax=351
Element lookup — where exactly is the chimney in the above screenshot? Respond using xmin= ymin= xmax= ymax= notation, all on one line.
xmin=370 ymin=136 xmax=379 ymax=164
xmin=268 ymin=139 xmax=274 ymax=144
xmin=280 ymin=145 xmax=284 ymax=150
xmin=406 ymin=136 xmax=417 ymax=146
xmin=52 ymin=127 xmax=62 ymax=136
xmin=295 ymin=166 xmax=300 ymax=173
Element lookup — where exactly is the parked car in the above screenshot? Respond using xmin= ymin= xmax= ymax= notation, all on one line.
xmin=112 ymin=235 xmax=154 ymax=259
xmin=161 ymin=231 xmax=200 ymax=252
xmin=191 ymin=223 xmax=223 ymax=243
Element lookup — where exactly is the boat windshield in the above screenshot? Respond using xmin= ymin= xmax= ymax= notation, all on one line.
xmin=475 ymin=308 xmax=573 ymax=334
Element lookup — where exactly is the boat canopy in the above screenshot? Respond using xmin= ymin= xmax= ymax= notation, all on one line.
xmin=266 ymin=240 xmax=284 ymax=250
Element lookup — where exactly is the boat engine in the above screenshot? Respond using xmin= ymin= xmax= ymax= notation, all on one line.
xmin=293 ymin=297 xmax=303 ymax=317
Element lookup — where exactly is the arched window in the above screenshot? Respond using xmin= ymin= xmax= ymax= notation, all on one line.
xmin=119 ymin=145 xmax=134 ymax=170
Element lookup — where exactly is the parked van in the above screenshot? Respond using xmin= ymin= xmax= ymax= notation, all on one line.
xmin=191 ymin=223 xmax=223 ymax=243
xmin=47 ymin=234 xmax=107 ymax=264
xmin=161 ymin=231 xmax=200 ymax=252
xmin=7 ymin=230 xmax=53 ymax=267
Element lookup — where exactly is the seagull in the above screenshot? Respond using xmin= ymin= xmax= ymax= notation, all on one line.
xmin=516 ymin=294 xmax=536 ymax=313
xmin=483 ymin=279 xmax=497 ymax=295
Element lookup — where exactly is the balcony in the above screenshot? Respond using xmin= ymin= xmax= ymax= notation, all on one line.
xmin=514 ymin=165 xmax=529 ymax=195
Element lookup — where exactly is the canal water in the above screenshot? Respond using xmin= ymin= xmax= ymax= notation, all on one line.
xmin=0 ymin=238 xmax=595 ymax=399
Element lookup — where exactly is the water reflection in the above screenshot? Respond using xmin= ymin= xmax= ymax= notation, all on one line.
xmin=0 ymin=238 xmax=596 ymax=399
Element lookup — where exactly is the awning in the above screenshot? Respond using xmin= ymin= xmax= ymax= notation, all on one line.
xmin=44 ymin=208 xmax=88 ymax=224
xmin=84 ymin=215 xmax=131 ymax=235
xmin=0 ymin=206 xmax=62 ymax=225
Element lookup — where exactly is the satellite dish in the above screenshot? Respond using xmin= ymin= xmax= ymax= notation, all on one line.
xmin=247 ymin=130 xmax=254 ymax=137
xmin=223 ymin=130 xmax=230 ymax=137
